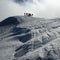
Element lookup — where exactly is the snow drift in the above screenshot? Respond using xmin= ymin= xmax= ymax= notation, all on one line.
xmin=0 ymin=16 xmax=60 ymax=60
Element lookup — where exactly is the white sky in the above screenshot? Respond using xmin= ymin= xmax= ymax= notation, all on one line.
xmin=0 ymin=0 xmax=60 ymax=21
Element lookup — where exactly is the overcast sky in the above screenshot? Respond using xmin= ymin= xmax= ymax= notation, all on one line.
xmin=0 ymin=0 xmax=60 ymax=21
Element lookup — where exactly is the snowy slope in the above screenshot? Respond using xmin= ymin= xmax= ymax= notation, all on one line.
xmin=0 ymin=16 xmax=60 ymax=60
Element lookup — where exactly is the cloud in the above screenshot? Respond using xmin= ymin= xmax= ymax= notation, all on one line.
xmin=0 ymin=0 xmax=60 ymax=21
xmin=14 ymin=0 xmax=33 ymax=4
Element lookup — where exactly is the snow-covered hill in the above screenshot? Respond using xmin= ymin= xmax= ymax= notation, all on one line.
xmin=0 ymin=16 xmax=60 ymax=60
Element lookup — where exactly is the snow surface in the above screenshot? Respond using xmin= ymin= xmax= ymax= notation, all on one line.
xmin=0 ymin=16 xmax=60 ymax=60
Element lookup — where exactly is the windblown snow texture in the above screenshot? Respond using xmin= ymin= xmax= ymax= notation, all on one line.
xmin=0 ymin=16 xmax=60 ymax=60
